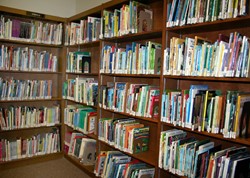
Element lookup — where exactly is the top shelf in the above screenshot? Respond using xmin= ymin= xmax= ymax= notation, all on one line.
xmin=0 ymin=5 xmax=66 ymax=23
xmin=166 ymin=15 xmax=250 ymax=34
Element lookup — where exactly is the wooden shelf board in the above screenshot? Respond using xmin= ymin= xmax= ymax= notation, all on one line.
xmin=162 ymin=122 xmax=250 ymax=147
xmin=0 ymin=124 xmax=61 ymax=133
xmin=99 ymin=139 xmax=158 ymax=166
xmin=0 ymin=38 xmax=63 ymax=48
xmin=0 ymin=97 xmax=62 ymax=103
xmin=163 ymin=75 xmax=250 ymax=83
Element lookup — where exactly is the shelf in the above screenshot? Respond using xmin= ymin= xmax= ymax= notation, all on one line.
xmin=66 ymin=72 xmax=99 ymax=77
xmin=100 ymin=107 xmax=159 ymax=123
xmin=0 ymin=97 xmax=62 ymax=103
xmin=166 ymin=15 xmax=250 ymax=34
xmin=101 ymin=29 xmax=162 ymax=43
xmin=0 ymin=5 xmax=66 ymax=22
xmin=64 ymin=154 xmax=96 ymax=178
xmin=0 ymin=70 xmax=62 ymax=75
xmin=101 ymin=73 xmax=161 ymax=78
xmin=0 ymin=124 xmax=61 ymax=133
xmin=163 ymin=75 xmax=250 ymax=83
xmin=65 ymin=99 xmax=98 ymax=109
xmin=65 ymin=124 xmax=98 ymax=140
xmin=0 ymin=38 xmax=63 ymax=48
xmin=99 ymin=139 xmax=158 ymax=166
xmin=65 ymin=40 xmax=100 ymax=48
xmin=161 ymin=122 xmax=250 ymax=147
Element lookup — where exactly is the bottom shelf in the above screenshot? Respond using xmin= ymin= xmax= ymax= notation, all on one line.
xmin=64 ymin=154 xmax=96 ymax=178
xmin=0 ymin=152 xmax=63 ymax=170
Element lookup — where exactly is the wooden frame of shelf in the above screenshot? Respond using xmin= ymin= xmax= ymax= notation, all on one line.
xmin=0 ymin=4 xmax=65 ymax=168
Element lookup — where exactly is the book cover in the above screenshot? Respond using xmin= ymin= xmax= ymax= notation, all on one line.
xmin=80 ymin=138 xmax=96 ymax=165
xmin=135 ymin=2 xmax=152 ymax=33
xmin=230 ymin=156 xmax=250 ymax=178
xmin=186 ymin=84 xmax=208 ymax=129
xmin=238 ymin=95 xmax=250 ymax=138
xmin=132 ymin=126 xmax=150 ymax=154
xmin=94 ymin=151 xmax=107 ymax=176
xmin=82 ymin=56 xmax=91 ymax=73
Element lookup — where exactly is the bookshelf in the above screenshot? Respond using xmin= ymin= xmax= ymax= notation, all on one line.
xmin=159 ymin=0 xmax=250 ymax=178
xmin=97 ymin=0 xmax=163 ymax=177
xmin=62 ymin=4 xmax=102 ymax=177
xmin=0 ymin=5 xmax=64 ymax=165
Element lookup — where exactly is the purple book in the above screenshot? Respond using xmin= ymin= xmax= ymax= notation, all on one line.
xmin=12 ymin=19 xmax=21 ymax=38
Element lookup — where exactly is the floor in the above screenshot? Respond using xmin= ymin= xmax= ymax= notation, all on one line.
xmin=0 ymin=157 xmax=92 ymax=178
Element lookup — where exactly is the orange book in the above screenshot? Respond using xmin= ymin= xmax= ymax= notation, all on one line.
xmin=123 ymin=123 xmax=144 ymax=151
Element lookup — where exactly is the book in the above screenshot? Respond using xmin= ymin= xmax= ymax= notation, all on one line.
xmin=134 ymin=1 xmax=153 ymax=33
xmin=102 ymin=151 xmax=124 ymax=178
xmin=159 ymin=129 xmax=177 ymax=168
xmin=230 ymin=156 xmax=250 ymax=178
xmin=131 ymin=126 xmax=150 ymax=154
xmin=235 ymin=94 xmax=250 ymax=138
xmin=186 ymin=84 xmax=209 ymax=129
xmin=110 ymin=155 xmax=131 ymax=178
xmin=192 ymin=141 xmax=214 ymax=177
xmin=80 ymin=138 xmax=96 ymax=165
xmin=94 ymin=151 xmax=107 ymax=177
xmin=163 ymin=129 xmax=186 ymax=170
xmin=138 ymin=168 xmax=155 ymax=178
xmin=82 ymin=56 xmax=91 ymax=73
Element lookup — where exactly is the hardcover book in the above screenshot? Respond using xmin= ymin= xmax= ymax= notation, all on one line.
xmin=82 ymin=56 xmax=91 ymax=73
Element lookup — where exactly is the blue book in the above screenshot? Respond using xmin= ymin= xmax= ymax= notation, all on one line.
xmin=186 ymin=85 xmax=208 ymax=129
xmin=161 ymin=93 xmax=166 ymax=119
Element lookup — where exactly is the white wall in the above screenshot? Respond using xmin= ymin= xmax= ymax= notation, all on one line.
xmin=0 ymin=0 xmax=110 ymax=18
xmin=75 ymin=0 xmax=110 ymax=14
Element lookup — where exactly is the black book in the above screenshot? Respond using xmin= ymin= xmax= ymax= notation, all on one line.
xmin=82 ymin=56 xmax=91 ymax=73
xmin=239 ymin=100 xmax=250 ymax=138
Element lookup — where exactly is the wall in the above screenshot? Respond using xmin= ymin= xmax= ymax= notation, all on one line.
xmin=75 ymin=0 xmax=110 ymax=14
xmin=0 ymin=0 xmax=110 ymax=17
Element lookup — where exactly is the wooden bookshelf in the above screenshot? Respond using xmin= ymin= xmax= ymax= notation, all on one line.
xmin=61 ymin=3 xmax=102 ymax=177
xmin=0 ymin=5 xmax=65 ymax=166
xmin=159 ymin=0 xmax=250 ymax=177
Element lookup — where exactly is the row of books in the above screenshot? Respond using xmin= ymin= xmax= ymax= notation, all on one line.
xmin=0 ymin=16 xmax=62 ymax=45
xmin=0 ymin=78 xmax=52 ymax=100
xmin=64 ymin=132 xmax=96 ymax=165
xmin=64 ymin=105 xmax=96 ymax=134
xmin=161 ymin=85 xmax=250 ymax=139
xmin=94 ymin=151 xmax=155 ymax=178
xmin=159 ymin=129 xmax=250 ymax=178
xmin=62 ymin=77 xmax=98 ymax=106
xmin=98 ymin=118 xmax=149 ymax=154
xmin=0 ymin=128 xmax=60 ymax=162
xmin=100 ymin=1 xmax=153 ymax=38
xmin=100 ymin=41 xmax=162 ymax=75
xmin=166 ymin=0 xmax=248 ymax=27
xmin=64 ymin=16 xmax=101 ymax=45
xmin=99 ymin=82 xmax=160 ymax=119
xmin=163 ymin=33 xmax=250 ymax=77
xmin=0 ymin=105 xmax=60 ymax=131
xmin=66 ymin=51 xmax=91 ymax=73
xmin=0 ymin=45 xmax=58 ymax=72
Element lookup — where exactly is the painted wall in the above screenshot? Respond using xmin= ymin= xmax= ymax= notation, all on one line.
xmin=75 ymin=0 xmax=110 ymax=14
xmin=0 ymin=0 xmax=110 ymax=17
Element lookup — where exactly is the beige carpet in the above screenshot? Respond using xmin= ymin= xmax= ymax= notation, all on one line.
xmin=0 ymin=158 xmax=92 ymax=178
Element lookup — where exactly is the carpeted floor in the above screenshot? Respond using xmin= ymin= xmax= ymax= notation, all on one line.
xmin=0 ymin=158 xmax=92 ymax=178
